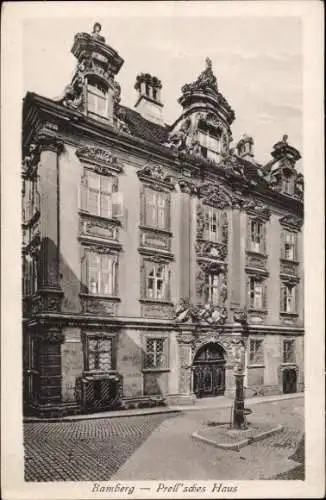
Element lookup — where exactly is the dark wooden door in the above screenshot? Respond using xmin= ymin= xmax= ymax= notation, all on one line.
xmin=283 ymin=368 xmax=297 ymax=394
xmin=193 ymin=343 xmax=226 ymax=397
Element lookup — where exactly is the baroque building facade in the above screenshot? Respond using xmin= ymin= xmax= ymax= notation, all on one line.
xmin=22 ymin=23 xmax=304 ymax=417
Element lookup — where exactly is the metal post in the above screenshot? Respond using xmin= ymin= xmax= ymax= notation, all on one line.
xmin=232 ymin=310 xmax=249 ymax=430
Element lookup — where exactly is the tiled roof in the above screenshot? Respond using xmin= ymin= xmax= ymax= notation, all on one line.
xmin=121 ymin=106 xmax=169 ymax=144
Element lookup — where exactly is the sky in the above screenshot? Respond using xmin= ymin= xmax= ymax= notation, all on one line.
xmin=23 ymin=16 xmax=302 ymax=165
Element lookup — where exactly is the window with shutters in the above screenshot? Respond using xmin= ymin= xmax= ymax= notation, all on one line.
xmin=87 ymin=81 xmax=108 ymax=118
xmin=282 ymin=230 xmax=297 ymax=261
xmin=80 ymin=169 xmax=117 ymax=218
xmin=81 ymin=249 xmax=117 ymax=296
xmin=85 ymin=335 xmax=113 ymax=372
xmin=144 ymin=338 xmax=167 ymax=369
xmin=247 ymin=276 xmax=267 ymax=310
xmin=144 ymin=261 xmax=170 ymax=301
xmin=283 ymin=339 xmax=296 ymax=363
xmin=249 ymin=339 xmax=264 ymax=365
xmin=280 ymin=282 xmax=297 ymax=313
xmin=142 ymin=187 xmax=170 ymax=230
xmin=248 ymin=219 xmax=265 ymax=253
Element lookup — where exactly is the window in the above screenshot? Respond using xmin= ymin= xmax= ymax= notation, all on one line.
xmin=248 ymin=276 xmax=266 ymax=310
xmin=249 ymin=339 xmax=264 ymax=365
xmin=144 ymin=187 xmax=169 ymax=230
xmin=82 ymin=250 xmax=117 ymax=296
xmin=144 ymin=338 xmax=167 ymax=369
xmin=81 ymin=170 xmax=116 ymax=218
xmin=249 ymin=219 xmax=265 ymax=253
xmin=205 ymin=272 xmax=220 ymax=305
xmin=86 ymin=337 xmax=113 ymax=371
xmin=197 ymin=121 xmax=222 ymax=161
xmin=283 ymin=339 xmax=296 ymax=364
xmin=203 ymin=206 xmax=220 ymax=242
xmin=23 ymin=179 xmax=40 ymax=222
xmin=87 ymin=82 xmax=108 ymax=118
xmin=282 ymin=176 xmax=294 ymax=195
xmin=23 ymin=253 xmax=38 ymax=296
xmin=145 ymin=261 xmax=170 ymax=300
xmin=282 ymin=230 xmax=297 ymax=261
xmin=280 ymin=282 xmax=296 ymax=313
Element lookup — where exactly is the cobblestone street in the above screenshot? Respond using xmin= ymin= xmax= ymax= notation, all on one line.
xmin=24 ymin=397 xmax=304 ymax=481
xmin=24 ymin=414 xmax=173 ymax=481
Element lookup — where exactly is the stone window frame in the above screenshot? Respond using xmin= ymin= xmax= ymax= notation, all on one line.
xmin=82 ymin=331 xmax=116 ymax=375
xmin=247 ymin=217 xmax=267 ymax=255
xmin=248 ymin=337 xmax=265 ymax=367
xmin=141 ymin=332 xmax=170 ymax=373
xmin=281 ymin=228 xmax=298 ymax=262
xmin=282 ymin=338 xmax=296 ymax=365
xmin=140 ymin=254 xmax=172 ymax=303
xmin=246 ymin=270 xmax=268 ymax=312
xmin=140 ymin=184 xmax=171 ymax=232
xmin=80 ymin=166 xmax=119 ymax=220
xmin=80 ymin=243 xmax=120 ymax=299
xmin=280 ymin=279 xmax=298 ymax=315
xmin=86 ymin=78 xmax=109 ymax=119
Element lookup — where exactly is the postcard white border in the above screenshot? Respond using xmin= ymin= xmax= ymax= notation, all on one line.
xmin=1 ymin=1 xmax=325 ymax=499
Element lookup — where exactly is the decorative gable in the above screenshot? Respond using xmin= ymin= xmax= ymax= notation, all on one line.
xmin=76 ymin=146 xmax=123 ymax=174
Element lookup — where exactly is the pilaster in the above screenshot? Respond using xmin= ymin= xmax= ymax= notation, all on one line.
xmin=38 ymin=136 xmax=64 ymax=309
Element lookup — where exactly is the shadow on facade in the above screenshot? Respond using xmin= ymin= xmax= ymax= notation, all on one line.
xmin=23 ymin=239 xmax=166 ymax=417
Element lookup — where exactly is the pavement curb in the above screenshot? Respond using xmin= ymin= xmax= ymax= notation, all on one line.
xmin=23 ymin=392 xmax=303 ymax=423
xmin=192 ymin=424 xmax=284 ymax=450
xmin=24 ymin=407 xmax=181 ymax=423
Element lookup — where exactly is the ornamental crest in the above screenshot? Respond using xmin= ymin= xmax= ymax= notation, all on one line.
xmin=175 ymin=298 xmax=227 ymax=326
xmin=137 ymin=164 xmax=174 ymax=190
xmin=279 ymin=215 xmax=303 ymax=231
xmin=76 ymin=147 xmax=123 ymax=173
xmin=198 ymin=183 xmax=231 ymax=209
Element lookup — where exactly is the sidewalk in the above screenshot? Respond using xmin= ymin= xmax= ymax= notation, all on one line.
xmin=24 ymin=392 xmax=303 ymax=423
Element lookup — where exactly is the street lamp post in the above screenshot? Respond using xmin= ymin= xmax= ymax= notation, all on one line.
xmin=232 ymin=310 xmax=249 ymax=429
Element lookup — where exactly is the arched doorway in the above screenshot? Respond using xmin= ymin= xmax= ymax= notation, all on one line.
xmin=193 ymin=342 xmax=226 ymax=398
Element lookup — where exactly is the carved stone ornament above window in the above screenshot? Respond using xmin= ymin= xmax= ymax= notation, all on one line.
xmin=196 ymin=241 xmax=227 ymax=261
xmin=279 ymin=215 xmax=303 ymax=231
xmin=198 ymin=183 xmax=232 ymax=209
xmin=76 ymin=146 xmax=123 ymax=174
xmin=137 ymin=164 xmax=174 ymax=191
xmin=175 ymin=298 xmax=227 ymax=326
xmin=242 ymin=199 xmax=271 ymax=221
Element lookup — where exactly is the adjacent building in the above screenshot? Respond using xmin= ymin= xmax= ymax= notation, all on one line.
xmin=22 ymin=23 xmax=304 ymax=417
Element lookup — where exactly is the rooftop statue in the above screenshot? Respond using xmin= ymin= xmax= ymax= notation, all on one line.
xmin=181 ymin=57 xmax=218 ymax=95
xmin=91 ymin=22 xmax=105 ymax=43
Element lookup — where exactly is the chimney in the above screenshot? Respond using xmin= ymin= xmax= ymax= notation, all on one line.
xmin=236 ymin=134 xmax=254 ymax=160
xmin=134 ymin=73 xmax=164 ymax=125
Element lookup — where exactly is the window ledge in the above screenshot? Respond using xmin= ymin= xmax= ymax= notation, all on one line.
xmin=142 ymin=368 xmax=170 ymax=373
xmin=280 ymin=362 xmax=297 ymax=367
xmin=139 ymin=225 xmax=172 ymax=237
xmin=247 ymin=308 xmax=268 ymax=315
xmin=247 ymin=364 xmax=265 ymax=369
xmin=79 ymin=293 xmax=121 ymax=302
xmin=280 ymin=312 xmax=299 ymax=317
xmin=246 ymin=250 xmax=268 ymax=258
xmin=79 ymin=210 xmax=121 ymax=226
xmin=139 ymin=298 xmax=173 ymax=306
xmin=280 ymin=258 xmax=299 ymax=265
